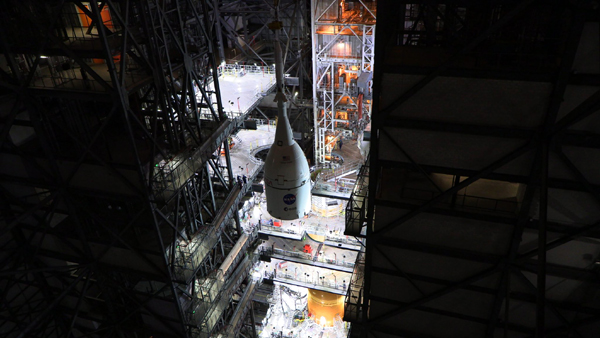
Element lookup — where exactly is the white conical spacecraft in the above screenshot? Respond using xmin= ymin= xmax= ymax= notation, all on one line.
xmin=263 ymin=26 xmax=311 ymax=220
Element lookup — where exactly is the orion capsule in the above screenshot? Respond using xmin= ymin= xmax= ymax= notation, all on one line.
xmin=263 ymin=26 xmax=311 ymax=220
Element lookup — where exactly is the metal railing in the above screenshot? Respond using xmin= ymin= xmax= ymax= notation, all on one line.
xmin=225 ymin=153 xmax=264 ymax=188
xmin=260 ymin=246 xmax=357 ymax=273
xmin=170 ymin=219 xmax=230 ymax=283
xmin=151 ymin=120 xmax=234 ymax=200
xmin=319 ymin=158 xmax=363 ymax=182
xmin=215 ymin=63 xmax=277 ymax=119
xmin=254 ymin=118 xmax=277 ymax=127
xmin=219 ymin=279 xmax=258 ymax=338
xmin=259 ymin=247 xmax=312 ymax=261
xmin=217 ymin=63 xmax=275 ymax=78
xmin=344 ymin=251 xmax=365 ymax=323
xmin=313 ymin=158 xmax=362 ymax=196
xmin=220 ymin=227 xmax=260 ymax=279
xmin=191 ymin=255 xmax=256 ymax=338
xmin=258 ymin=221 xmax=362 ymax=250
xmin=159 ymin=116 xmax=258 ymax=284
xmin=259 ymin=224 xmax=301 ymax=236
xmin=345 ymin=164 xmax=369 ymax=236
xmin=272 ymin=271 xmax=348 ymax=293
xmin=188 ymin=270 xmax=226 ymax=324
xmin=313 ymin=179 xmax=354 ymax=195
xmin=246 ymin=136 xmax=274 ymax=165
xmin=167 ymin=165 xmax=259 ymax=283
xmin=324 ymin=235 xmax=363 ymax=248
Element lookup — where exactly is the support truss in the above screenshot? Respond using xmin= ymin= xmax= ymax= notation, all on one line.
xmin=312 ymin=0 xmax=376 ymax=164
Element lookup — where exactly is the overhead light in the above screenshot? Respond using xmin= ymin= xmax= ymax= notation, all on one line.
xmin=40 ymin=55 xmax=48 ymax=59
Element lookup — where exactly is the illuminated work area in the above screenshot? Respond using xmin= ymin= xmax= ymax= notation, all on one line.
xmin=2 ymin=1 xmax=600 ymax=338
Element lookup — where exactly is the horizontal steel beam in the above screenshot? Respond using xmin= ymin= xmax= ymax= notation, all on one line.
xmin=370 ymin=266 xmax=600 ymax=317
xmin=383 ymin=117 xmax=535 ymax=139
xmin=517 ymin=259 xmax=600 ymax=285
xmin=377 ymin=237 xmax=503 ymax=264
xmin=377 ymin=159 xmax=600 ymax=190
xmin=381 ymin=64 xmax=555 ymax=83
xmin=369 ymin=294 xmax=534 ymax=335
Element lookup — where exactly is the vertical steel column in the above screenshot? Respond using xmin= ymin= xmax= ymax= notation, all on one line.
xmin=327 ymin=61 xmax=334 ymax=133
xmin=223 ymin=139 xmax=235 ymax=187
xmin=534 ymin=8 xmax=584 ymax=337
xmin=311 ymin=0 xmax=320 ymax=164
xmin=212 ymin=0 xmax=227 ymax=62
xmin=249 ymin=301 xmax=258 ymax=337
xmin=234 ymin=209 xmax=243 ymax=236
xmin=298 ymin=0 xmax=305 ymax=99
xmin=536 ymin=141 xmax=548 ymax=337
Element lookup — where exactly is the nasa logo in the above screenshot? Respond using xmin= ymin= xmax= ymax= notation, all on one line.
xmin=283 ymin=194 xmax=296 ymax=205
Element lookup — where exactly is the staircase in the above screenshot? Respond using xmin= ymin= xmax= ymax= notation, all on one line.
xmin=320 ymin=159 xmax=362 ymax=182
xmin=231 ymin=134 xmax=243 ymax=145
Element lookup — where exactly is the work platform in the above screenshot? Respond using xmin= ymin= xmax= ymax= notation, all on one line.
xmin=324 ymin=239 xmax=362 ymax=252
xmin=207 ymin=64 xmax=276 ymax=119
xmin=271 ymin=277 xmax=346 ymax=296
xmin=261 ymin=248 xmax=354 ymax=273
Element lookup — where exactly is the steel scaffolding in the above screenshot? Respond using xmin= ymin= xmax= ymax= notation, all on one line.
xmin=0 ymin=1 xmax=258 ymax=337
xmin=312 ymin=0 xmax=376 ymax=164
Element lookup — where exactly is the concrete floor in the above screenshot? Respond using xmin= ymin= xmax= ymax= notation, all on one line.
xmin=227 ymin=125 xmax=275 ymax=180
xmin=212 ymin=70 xmax=276 ymax=117
xmin=312 ymin=137 xmax=368 ymax=199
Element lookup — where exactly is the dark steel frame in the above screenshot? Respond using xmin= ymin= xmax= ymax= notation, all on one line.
xmin=0 ymin=1 xmax=258 ymax=337
xmin=353 ymin=1 xmax=600 ymax=338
